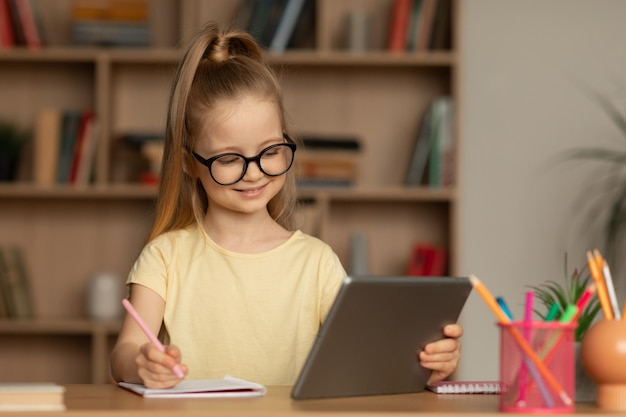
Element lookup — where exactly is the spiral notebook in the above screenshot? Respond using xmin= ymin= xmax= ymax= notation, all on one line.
xmin=426 ymin=380 xmax=502 ymax=394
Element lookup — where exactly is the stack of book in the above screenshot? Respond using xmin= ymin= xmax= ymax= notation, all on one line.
xmin=295 ymin=136 xmax=361 ymax=188
xmin=33 ymin=108 xmax=98 ymax=186
xmin=70 ymin=0 xmax=150 ymax=47
xmin=0 ymin=0 xmax=42 ymax=49
xmin=0 ymin=383 xmax=65 ymax=411
xmin=235 ymin=0 xmax=316 ymax=52
xmin=386 ymin=0 xmax=452 ymax=52
xmin=0 ymin=246 xmax=34 ymax=320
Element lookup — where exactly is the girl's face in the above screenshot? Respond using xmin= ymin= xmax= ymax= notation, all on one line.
xmin=193 ymin=96 xmax=286 ymax=219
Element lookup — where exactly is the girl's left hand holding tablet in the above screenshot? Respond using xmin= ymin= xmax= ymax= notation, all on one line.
xmin=136 ymin=343 xmax=188 ymax=389
xmin=419 ymin=323 xmax=464 ymax=385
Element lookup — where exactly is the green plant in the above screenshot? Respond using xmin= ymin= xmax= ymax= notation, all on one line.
xmin=527 ymin=254 xmax=601 ymax=342
xmin=564 ymin=85 xmax=626 ymax=273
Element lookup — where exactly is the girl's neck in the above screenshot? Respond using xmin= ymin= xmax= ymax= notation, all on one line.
xmin=201 ymin=210 xmax=291 ymax=254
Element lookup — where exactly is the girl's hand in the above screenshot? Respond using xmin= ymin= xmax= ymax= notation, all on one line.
xmin=135 ymin=343 xmax=188 ymax=389
xmin=419 ymin=323 xmax=463 ymax=385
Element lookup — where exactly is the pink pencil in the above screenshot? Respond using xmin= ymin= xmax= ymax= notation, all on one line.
xmin=517 ymin=291 xmax=534 ymax=405
xmin=122 ymin=299 xmax=185 ymax=379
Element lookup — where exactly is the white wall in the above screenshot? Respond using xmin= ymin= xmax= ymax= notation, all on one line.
xmin=457 ymin=0 xmax=626 ymax=380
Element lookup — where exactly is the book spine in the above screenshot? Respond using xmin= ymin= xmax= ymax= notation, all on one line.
xmin=428 ymin=97 xmax=452 ymax=188
xmin=406 ymin=0 xmax=423 ymax=52
xmin=259 ymin=0 xmax=287 ymax=48
xmin=33 ymin=108 xmax=62 ymax=186
xmin=286 ymin=0 xmax=315 ymax=49
xmin=13 ymin=0 xmax=40 ymax=48
xmin=56 ymin=110 xmax=82 ymax=184
xmin=387 ymin=0 xmax=412 ymax=52
xmin=0 ymin=0 xmax=15 ymax=47
xmin=246 ymin=0 xmax=277 ymax=45
xmin=405 ymin=104 xmax=433 ymax=186
xmin=269 ymin=0 xmax=306 ymax=53
xmin=0 ymin=247 xmax=15 ymax=318
xmin=0 ymin=247 xmax=33 ymax=319
xmin=416 ymin=0 xmax=436 ymax=51
xmin=69 ymin=110 xmax=94 ymax=184
xmin=75 ymin=117 xmax=100 ymax=186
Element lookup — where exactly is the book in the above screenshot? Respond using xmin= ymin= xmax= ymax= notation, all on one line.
xmin=429 ymin=0 xmax=452 ymax=50
xmin=406 ymin=0 xmax=423 ymax=51
xmin=300 ymin=136 xmax=361 ymax=151
xmin=71 ymin=21 xmax=150 ymax=47
xmin=286 ymin=0 xmax=315 ymax=49
xmin=33 ymin=107 xmax=62 ymax=186
xmin=9 ymin=0 xmax=41 ymax=49
xmin=246 ymin=0 xmax=278 ymax=45
xmin=426 ymin=380 xmax=502 ymax=394
xmin=416 ymin=0 xmax=436 ymax=51
xmin=118 ymin=376 xmax=266 ymax=398
xmin=268 ymin=0 xmax=307 ymax=53
xmin=0 ymin=0 xmax=15 ymax=47
xmin=258 ymin=0 xmax=287 ymax=48
xmin=56 ymin=110 xmax=82 ymax=184
xmin=69 ymin=110 xmax=94 ymax=184
xmin=405 ymin=104 xmax=434 ymax=186
xmin=386 ymin=0 xmax=412 ymax=52
xmin=0 ymin=246 xmax=33 ymax=319
xmin=296 ymin=156 xmax=358 ymax=183
xmin=0 ymin=383 xmax=65 ymax=411
xmin=407 ymin=243 xmax=446 ymax=276
xmin=428 ymin=96 xmax=453 ymax=188
xmin=71 ymin=0 xmax=148 ymax=21
xmin=74 ymin=117 xmax=100 ymax=186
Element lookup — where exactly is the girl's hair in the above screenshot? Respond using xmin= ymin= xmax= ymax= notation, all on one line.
xmin=147 ymin=22 xmax=299 ymax=242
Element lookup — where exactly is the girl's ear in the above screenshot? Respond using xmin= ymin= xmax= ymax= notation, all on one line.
xmin=182 ymin=152 xmax=195 ymax=178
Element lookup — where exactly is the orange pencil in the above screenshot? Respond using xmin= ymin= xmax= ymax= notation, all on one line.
xmin=587 ymin=250 xmax=613 ymax=320
xmin=469 ymin=275 xmax=572 ymax=406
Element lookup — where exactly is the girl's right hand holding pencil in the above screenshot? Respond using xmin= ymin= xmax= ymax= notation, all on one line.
xmin=136 ymin=343 xmax=188 ymax=389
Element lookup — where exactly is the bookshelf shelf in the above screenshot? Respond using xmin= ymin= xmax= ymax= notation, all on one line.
xmin=0 ymin=184 xmax=455 ymax=203
xmin=0 ymin=48 xmax=456 ymax=67
xmin=0 ymin=0 xmax=460 ymax=384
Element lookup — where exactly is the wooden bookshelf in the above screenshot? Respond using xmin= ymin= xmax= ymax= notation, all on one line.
xmin=0 ymin=0 xmax=460 ymax=383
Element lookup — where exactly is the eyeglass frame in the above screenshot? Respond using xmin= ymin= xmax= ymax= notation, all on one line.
xmin=191 ymin=133 xmax=297 ymax=186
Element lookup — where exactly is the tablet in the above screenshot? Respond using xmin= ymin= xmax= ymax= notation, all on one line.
xmin=291 ymin=275 xmax=472 ymax=399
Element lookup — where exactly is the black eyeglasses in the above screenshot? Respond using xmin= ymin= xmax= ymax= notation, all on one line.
xmin=192 ymin=134 xmax=297 ymax=186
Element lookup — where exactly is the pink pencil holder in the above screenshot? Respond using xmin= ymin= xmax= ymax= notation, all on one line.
xmin=498 ymin=321 xmax=576 ymax=414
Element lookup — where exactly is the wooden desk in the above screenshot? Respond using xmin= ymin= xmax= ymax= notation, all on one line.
xmin=26 ymin=384 xmax=603 ymax=416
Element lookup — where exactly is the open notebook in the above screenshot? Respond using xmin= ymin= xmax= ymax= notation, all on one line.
xmin=118 ymin=376 xmax=266 ymax=398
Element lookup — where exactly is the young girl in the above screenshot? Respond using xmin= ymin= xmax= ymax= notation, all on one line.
xmin=110 ymin=22 xmax=463 ymax=389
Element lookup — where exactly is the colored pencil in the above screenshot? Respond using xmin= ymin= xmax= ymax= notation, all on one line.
xmin=586 ymin=251 xmax=613 ymax=320
xmin=122 ymin=299 xmax=185 ymax=379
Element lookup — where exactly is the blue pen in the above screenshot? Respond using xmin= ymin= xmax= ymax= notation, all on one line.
xmin=496 ymin=296 xmax=514 ymax=320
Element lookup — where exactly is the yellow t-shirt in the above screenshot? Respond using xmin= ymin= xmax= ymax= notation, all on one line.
xmin=126 ymin=225 xmax=346 ymax=385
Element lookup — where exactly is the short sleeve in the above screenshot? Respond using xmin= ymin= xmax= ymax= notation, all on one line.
xmin=319 ymin=246 xmax=347 ymax=323
xmin=126 ymin=237 xmax=171 ymax=301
